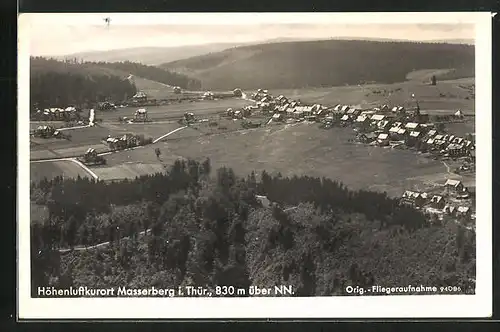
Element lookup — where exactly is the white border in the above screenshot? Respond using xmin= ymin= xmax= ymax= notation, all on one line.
xmin=18 ymin=12 xmax=492 ymax=319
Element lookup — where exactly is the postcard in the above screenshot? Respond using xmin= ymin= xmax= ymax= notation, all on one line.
xmin=18 ymin=12 xmax=492 ymax=319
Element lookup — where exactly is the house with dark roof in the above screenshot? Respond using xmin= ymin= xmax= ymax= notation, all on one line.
xmin=445 ymin=179 xmax=465 ymax=193
xmin=401 ymin=191 xmax=426 ymax=207
xmin=430 ymin=195 xmax=445 ymax=209
xmin=442 ymin=205 xmax=456 ymax=216
xmin=457 ymin=206 xmax=472 ymax=218
xmin=377 ymin=133 xmax=389 ymax=146
xmin=446 ymin=143 xmax=467 ymax=157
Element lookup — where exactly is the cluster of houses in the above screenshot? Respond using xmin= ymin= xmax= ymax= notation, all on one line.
xmin=32 ymin=106 xmax=82 ymax=121
xmin=243 ymin=90 xmax=475 ymax=162
xmin=102 ymin=133 xmax=152 ymax=151
xmin=400 ymin=179 xmax=473 ymax=220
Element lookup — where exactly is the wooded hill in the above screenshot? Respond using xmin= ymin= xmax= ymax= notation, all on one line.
xmin=160 ymin=40 xmax=475 ymax=90
xmin=30 ymin=57 xmax=137 ymax=109
xmin=30 ymin=57 xmax=201 ymax=109
xmin=31 ymin=159 xmax=475 ymax=296
xmin=90 ymin=61 xmax=201 ymax=90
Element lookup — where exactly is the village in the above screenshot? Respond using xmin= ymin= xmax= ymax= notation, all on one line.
xmin=225 ymin=88 xmax=476 ymax=228
xmin=30 ymin=84 xmax=476 ymax=229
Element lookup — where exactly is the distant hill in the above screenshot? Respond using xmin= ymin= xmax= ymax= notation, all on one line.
xmin=160 ymin=39 xmax=475 ymax=90
xmin=52 ymin=39 xmax=317 ymax=65
xmin=55 ymin=43 xmax=249 ymax=65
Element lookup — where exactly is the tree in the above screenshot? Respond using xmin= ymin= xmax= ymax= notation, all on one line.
xmin=431 ymin=75 xmax=437 ymax=85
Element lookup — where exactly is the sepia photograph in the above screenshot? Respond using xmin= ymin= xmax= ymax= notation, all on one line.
xmin=18 ymin=12 xmax=492 ymax=319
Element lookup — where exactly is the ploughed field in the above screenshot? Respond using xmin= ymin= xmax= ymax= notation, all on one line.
xmin=90 ymin=122 xmax=453 ymax=197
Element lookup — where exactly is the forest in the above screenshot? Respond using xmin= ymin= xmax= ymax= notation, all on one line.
xmin=30 ymin=57 xmax=137 ymax=110
xmin=30 ymin=158 xmax=476 ymax=297
xmin=88 ymin=61 xmax=202 ymax=90
xmin=161 ymin=39 xmax=475 ymax=90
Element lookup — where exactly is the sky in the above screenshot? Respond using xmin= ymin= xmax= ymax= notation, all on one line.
xmin=25 ymin=19 xmax=475 ymax=56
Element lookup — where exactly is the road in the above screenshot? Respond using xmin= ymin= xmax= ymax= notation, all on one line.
xmin=30 ymin=126 xmax=191 ymax=180
xmin=91 ymin=98 xmax=253 ymax=122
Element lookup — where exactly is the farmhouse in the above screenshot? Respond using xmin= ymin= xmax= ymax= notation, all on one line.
xmin=430 ymin=195 xmax=445 ymax=209
xmin=316 ymin=109 xmax=326 ymax=118
xmin=409 ymin=131 xmax=421 ymax=139
xmin=377 ymin=120 xmax=390 ymax=131
xmin=395 ymin=128 xmax=407 ymax=140
xmin=370 ymin=114 xmax=385 ymax=122
xmin=132 ymin=91 xmax=147 ymax=102
xmin=302 ymin=106 xmax=314 ymax=116
xmin=377 ymin=133 xmax=389 ymax=146
xmin=401 ymin=191 xmax=426 ymax=207
xmin=444 ymin=179 xmax=465 ymax=193
xmin=442 ymin=205 xmax=456 ymax=216
xmin=203 ymin=91 xmax=215 ymax=100
xmin=346 ymin=108 xmax=360 ymax=116
xmin=434 ymin=140 xmax=449 ymax=150
xmin=426 ymin=130 xmax=437 ymax=138
xmin=360 ymin=110 xmax=375 ymax=117
xmin=447 ymin=143 xmax=466 ymax=157
xmin=255 ymin=195 xmax=272 ymax=209
xmin=340 ymin=114 xmax=351 ymax=124
xmin=355 ymin=115 xmax=370 ymax=124
xmin=388 ymin=125 xmax=401 ymax=137
xmin=454 ymin=109 xmax=464 ymax=118
xmin=392 ymin=106 xmax=405 ymax=113
xmin=233 ymin=110 xmax=243 ymax=119
xmin=405 ymin=122 xmax=419 ymax=130
xmin=356 ymin=132 xmax=377 ymax=144
xmin=272 ymin=113 xmax=283 ymax=121
xmin=293 ymin=108 xmax=305 ymax=119
xmin=456 ymin=206 xmax=471 ymax=218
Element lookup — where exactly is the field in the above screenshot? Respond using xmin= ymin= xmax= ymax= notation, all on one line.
xmin=445 ymin=120 xmax=475 ymax=137
xmin=271 ymin=78 xmax=475 ymax=113
xmin=30 ymin=122 xmax=188 ymax=160
xmin=30 ymin=160 xmax=91 ymax=183
xmin=86 ymin=98 xmax=253 ymax=122
xmin=90 ymin=122 xmax=465 ymax=197
xmin=29 ymin=77 xmax=476 ymax=198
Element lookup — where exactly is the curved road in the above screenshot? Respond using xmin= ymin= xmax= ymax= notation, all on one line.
xmin=30 ymin=126 xmax=191 ymax=180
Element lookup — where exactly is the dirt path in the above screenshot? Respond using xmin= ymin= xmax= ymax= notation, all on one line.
xmin=152 ymin=126 xmax=188 ymax=143
xmin=69 ymin=158 xmax=99 ymax=180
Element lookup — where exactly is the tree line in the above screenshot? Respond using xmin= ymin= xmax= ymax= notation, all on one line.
xmin=30 ymin=57 xmax=137 ymax=110
xmin=163 ymin=39 xmax=475 ymax=90
xmin=89 ymin=60 xmax=202 ymax=90
xmin=30 ymin=158 xmax=476 ymax=296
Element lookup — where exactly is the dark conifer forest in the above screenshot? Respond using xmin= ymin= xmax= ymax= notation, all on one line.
xmin=31 ymin=159 xmax=476 ymax=297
